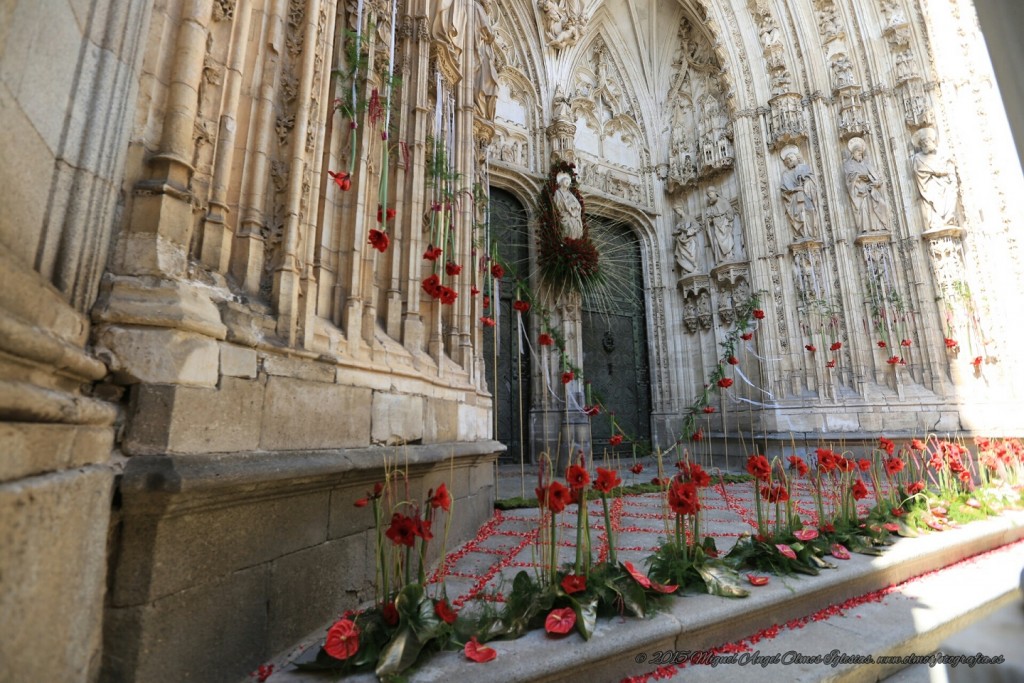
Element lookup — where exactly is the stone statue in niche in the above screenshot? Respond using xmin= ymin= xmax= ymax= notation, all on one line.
xmin=843 ymin=137 xmax=890 ymax=233
xmin=911 ymin=127 xmax=960 ymax=232
xmin=758 ymin=14 xmax=782 ymax=49
xmin=431 ymin=0 xmax=467 ymax=53
xmin=539 ymin=0 xmax=582 ymax=51
xmin=817 ymin=4 xmax=842 ymax=40
xmin=554 ymin=171 xmax=583 ymax=239
xmin=779 ymin=146 xmax=820 ymax=241
xmin=704 ymin=185 xmax=736 ymax=263
xmin=472 ymin=0 xmax=499 ymax=121
xmin=697 ymin=291 xmax=713 ymax=330
xmin=831 ymin=53 xmax=855 ymax=90
xmin=672 ymin=207 xmax=700 ymax=275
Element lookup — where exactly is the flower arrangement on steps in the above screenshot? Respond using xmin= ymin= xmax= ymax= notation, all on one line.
xmin=282 ymin=436 xmax=1022 ymax=681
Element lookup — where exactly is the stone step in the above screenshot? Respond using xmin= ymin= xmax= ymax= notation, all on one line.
xmin=262 ymin=511 xmax=1024 ymax=683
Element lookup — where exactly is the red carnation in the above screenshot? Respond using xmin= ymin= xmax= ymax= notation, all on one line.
xmin=422 ymin=273 xmax=442 ymax=298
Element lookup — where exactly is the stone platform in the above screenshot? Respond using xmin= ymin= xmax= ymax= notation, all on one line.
xmin=261 ymin=470 xmax=1024 ymax=683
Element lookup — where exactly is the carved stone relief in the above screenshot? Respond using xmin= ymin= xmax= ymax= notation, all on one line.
xmin=538 ymin=0 xmax=586 ymax=51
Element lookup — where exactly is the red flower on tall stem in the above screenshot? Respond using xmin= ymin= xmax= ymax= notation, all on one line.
xmin=746 ymin=454 xmax=771 ymax=481
xmin=740 ymin=332 xmax=754 ymax=341
xmin=438 ymin=286 xmax=457 ymax=305
xmin=422 ymin=273 xmax=442 ymax=298
xmin=805 ymin=344 xmax=816 ymax=352
xmin=423 ymin=245 xmax=443 ymax=261
xmin=546 ymin=481 xmax=571 ymax=513
xmin=668 ymin=480 xmax=701 ymax=515
xmin=944 ymin=337 xmax=958 ymax=349
xmin=324 ymin=618 xmax=359 ymax=660
xmin=513 ymin=299 xmax=530 ymax=313
xmin=879 ymin=436 xmax=896 ymax=455
xmin=752 ymin=309 xmax=765 ymax=319
xmin=327 ymin=170 xmax=351 ymax=191
xmin=480 ymin=316 xmax=496 ymax=327
xmin=609 ymin=434 xmax=624 ymax=447
xmin=368 ymin=229 xmax=389 ymax=252
xmin=429 ymin=483 xmax=451 ymax=512
xmin=594 ymin=467 xmax=622 ymax=493
xmin=538 ymin=332 xmax=554 ymax=346
xmin=717 ymin=377 xmax=733 ymax=389
xmin=445 ymin=262 xmax=462 ymax=276
xmin=788 ymin=456 xmax=809 ymax=477
xmin=385 ymin=513 xmax=418 ymax=547
xmin=972 ymin=356 xmax=983 ymax=368
xmin=561 ymin=371 xmax=574 ymax=384
xmin=900 ymin=339 xmax=912 ymax=347
xmin=703 ymin=406 xmax=716 ymax=413
xmin=884 ymin=457 xmax=904 ymax=476
xmin=830 ymin=341 xmax=842 ymax=351
xmin=566 ymin=464 xmax=590 ymax=490
xmin=629 ymin=461 xmax=642 ymax=474
xmin=490 ymin=263 xmax=505 ymax=279
xmin=851 ymin=479 xmax=869 ymax=500
xmin=727 ymin=356 xmax=739 ymax=365
xmin=376 ymin=205 xmax=396 ymax=223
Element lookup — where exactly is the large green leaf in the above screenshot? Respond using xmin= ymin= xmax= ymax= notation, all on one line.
xmin=694 ymin=563 xmax=749 ymax=598
xmin=569 ymin=597 xmax=598 ymax=640
xmin=375 ymin=626 xmax=425 ymax=677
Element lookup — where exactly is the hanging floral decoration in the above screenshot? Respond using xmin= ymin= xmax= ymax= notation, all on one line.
xmin=536 ymin=161 xmax=601 ymax=299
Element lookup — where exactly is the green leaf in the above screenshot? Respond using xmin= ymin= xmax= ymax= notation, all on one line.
xmin=694 ymin=563 xmax=750 ymax=598
xmin=569 ymin=597 xmax=598 ymax=641
xmin=375 ymin=626 xmax=425 ymax=677
xmin=617 ymin=579 xmax=647 ymax=618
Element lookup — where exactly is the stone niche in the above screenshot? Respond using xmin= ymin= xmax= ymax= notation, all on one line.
xmin=102 ymin=441 xmax=501 ymax=683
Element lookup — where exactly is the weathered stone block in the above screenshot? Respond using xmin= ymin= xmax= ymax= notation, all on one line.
xmin=425 ymin=399 xmax=459 ymax=443
xmin=825 ymin=411 xmax=860 ymax=432
xmin=260 ymin=377 xmax=371 ymax=450
xmin=123 ymin=378 xmax=263 ymax=455
xmin=0 ymin=422 xmax=112 ymax=482
xmin=95 ymin=325 xmax=220 ymax=387
xmin=328 ymin=484 xmax=379 ymax=539
xmin=111 ymin=489 xmax=329 ymax=605
xmin=262 ymin=354 xmax=335 ymax=383
xmin=371 ymin=392 xmax=425 ymax=445
xmin=219 ymin=343 xmax=257 ymax=378
xmin=103 ymin=564 xmax=269 ymax=683
xmin=267 ymin=533 xmax=373 ymax=653
xmin=458 ymin=403 xmax=490 ymax=441
xmin=0 ymin=467 xmax=112 ymax=683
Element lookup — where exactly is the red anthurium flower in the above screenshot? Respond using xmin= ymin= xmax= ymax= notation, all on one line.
xmin=623 ymin=560 xmax=652 ymax=588
xmin=561 ymin=574 xmax=587 ymax=594
xmin=703 ymin=405 xmax=716 ymax=413
xmin=464 ymin=637 xmax=497 ymax=663
xmin=561 ymin=371 xmax=574 ymax=384
xmin=609 ymin=434 xmax=624 ymax=447
xmin=445 ymin=262 xmax=462 ymax=276
xmin=830 ymin=341 xmax=842 ymax=351
xmin=788 ymin=456 xmax=809 ymax=477
xmin=831 ymin=543 xmax=851 ymax=560
xmin=794 ymin=528 xmax=819 ymax=542
xmin=877 ymin=340 xmax=887 ymax=348
xmin=538 ymin=332 xmax=554 ymax=346
xmin=593 ymin=467 xmax=622 ymax=493
xmin=629 ymin=461 xmax=642 ymax=474
xmin=434 ymin=600 xmax=457 ymax=624
xmin=546 ymin=481 xmax=571 ymax=513
xmin=717 ymin=377 xmax=733 ymax=388
xmin=368 ymin=229 xmax=389 ymax=252
xmin=490 ymin=263 xmax=505 ymax=279
xmin=513 ymin=299 xmax=530 ymax=313
xmin=776 ymin=544 xmax=798 ymax=560
xmin=746 ymin=454 xmax=771 ymax=481
xmin=883 ymin=523 xmax=900 ymax=533
xmin=901 ymin=339 xmax=912 ymax=347
xmin=851 ymin=479 xmax=869 ymax=500
xmin=429 ymin=483 xmax=452 ymax=512
xmin=805 ymin=344 xmax=816 ymax=352
xmin=480 ymin=316 xmax=496 ymax=327
xmin=740 ymin=332 xmax=754 ymax=341
xmin=747 ymin=574 xmax=770 ymax=586
xmin=727 ymin=356 xmax=739 ymax=365
xmin=566 ymin=464 xmax=590 ymax=489
xmin=858 ymin=459 xmax=871 ymax=472
xmin=752 ymin=309 xmax=765 ymax=319
xmin=324 ymin=618 xmax=360 ymax=660
xmin=328 ymin=170 xmax=352 ymax=191
xmin=545 ymin=607 xmax=577 ymax=635
xmin=385 ymin=513 xmax=418 ymax=547
xmin=423 ymin=245 xmax=443 ymax=261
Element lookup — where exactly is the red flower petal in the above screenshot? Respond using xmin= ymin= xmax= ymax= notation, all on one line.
xmin=794 ymin=528 xmax=818 ymax=542
xmin=831 ymin=543 xmax=851 ymax=560
xmin=776 ymin=544 xmax=797 ymax=560
xmin=544 ymin=607 xmax=577 ymax=635
xmin=747 ymin=574 xmax=770 ymax=586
